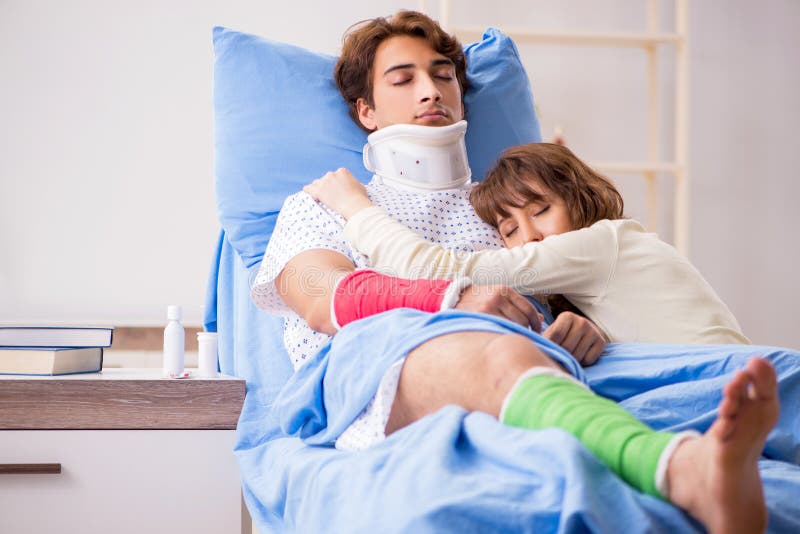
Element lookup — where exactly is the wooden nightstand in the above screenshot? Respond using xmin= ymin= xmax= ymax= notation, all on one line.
xmin=0 ymin=368 xmax=248 ymax=534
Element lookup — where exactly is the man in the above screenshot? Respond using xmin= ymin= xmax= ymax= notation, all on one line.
xmin=253 ymin=11 xmax=778 ymax=533
xmin=253 ymin=9 xmax=603 ymax=449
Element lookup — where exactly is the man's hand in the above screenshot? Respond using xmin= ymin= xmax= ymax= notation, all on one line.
xmin=455 ymin=284 xmax=542 ymax=332
xmin=303 ymin=168 xmax=373 ymax=219
xmin=543 ymin=312 xmax=606 ymax=366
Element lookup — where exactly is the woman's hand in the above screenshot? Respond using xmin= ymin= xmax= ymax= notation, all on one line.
xmin=543 ymin=312 xmax=607 ymax=366
xmin=303 ymin=168 xmax=373 ymax=219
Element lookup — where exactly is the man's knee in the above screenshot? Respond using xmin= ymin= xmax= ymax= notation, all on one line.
xmin=482 ymin=334 xmax=563 ymax=394
xmin=390 ymin=331 xmax=563 ymax=424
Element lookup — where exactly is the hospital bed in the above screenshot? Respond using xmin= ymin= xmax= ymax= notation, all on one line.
xmin=204 ymin=26 xmax=800 ymax=533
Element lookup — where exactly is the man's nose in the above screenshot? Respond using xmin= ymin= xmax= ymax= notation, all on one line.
xmin=418 ymin=73 xmax=442 ymax=103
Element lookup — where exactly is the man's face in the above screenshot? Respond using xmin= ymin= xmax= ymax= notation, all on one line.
xmin=357 ymin=35 xmax=464 ymax=131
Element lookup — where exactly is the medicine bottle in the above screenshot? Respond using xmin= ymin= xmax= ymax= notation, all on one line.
xmin=196 ymin=331 xmax=219 ymax=377
xmin=163 ymin=305 xmax=185 ymax=378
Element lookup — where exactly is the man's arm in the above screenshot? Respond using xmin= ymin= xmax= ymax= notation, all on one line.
xmin=276 ymin=249 xmax=354 ymax=335
xmin=260 ymin=186 xmax=541 ymax=335
xmin=275 ymin=248 xmax=543 ymax=334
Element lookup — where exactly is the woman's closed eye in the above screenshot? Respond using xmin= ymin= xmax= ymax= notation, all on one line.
xmin=532 ymin=205 xmax=550 ymax=217
xmin=503 ymin=227 xmax=518 ymax=239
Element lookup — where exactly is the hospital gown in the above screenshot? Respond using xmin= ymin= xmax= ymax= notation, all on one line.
xmin=251 ymin=176 xmax=504 ymax=450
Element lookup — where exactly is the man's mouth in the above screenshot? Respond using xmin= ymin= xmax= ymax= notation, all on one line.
xmin=417 ymin=109 xmax=447 ymax=119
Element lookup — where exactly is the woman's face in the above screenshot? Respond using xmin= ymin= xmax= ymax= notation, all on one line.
xmin=356 ymin=35 xmax=464 ymax=131
xmin=495 ymin=186 xmax=573 ymax=248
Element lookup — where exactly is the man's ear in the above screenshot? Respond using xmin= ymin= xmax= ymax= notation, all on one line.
xmin=356 ymin=98 xmax=378 ymax=131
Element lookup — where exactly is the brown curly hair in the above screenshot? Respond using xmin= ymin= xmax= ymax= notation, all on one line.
xmin=334 ymin=10 xmax=469 ymax=132
xmin=470 ymin=143 xmax=624 ymax=230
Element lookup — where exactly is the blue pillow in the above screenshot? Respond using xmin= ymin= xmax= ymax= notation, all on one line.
xmin=213 ymin=26 xmax=541 ymax=269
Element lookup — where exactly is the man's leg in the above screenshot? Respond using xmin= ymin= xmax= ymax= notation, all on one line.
xmin=388 ymin=331 xmax=677 ymax=497
xmin=387 ymin=331 xmax=779 ymax=534
xmin=385 ymin=331 xmax=562 ymax=434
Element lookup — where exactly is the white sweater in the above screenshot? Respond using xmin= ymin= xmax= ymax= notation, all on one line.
xmin=343 ymin=207 xmax=749 ymax=345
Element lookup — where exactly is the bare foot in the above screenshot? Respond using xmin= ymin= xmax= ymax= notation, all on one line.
xmin=667 ymin=357 xmax=780 ymax=534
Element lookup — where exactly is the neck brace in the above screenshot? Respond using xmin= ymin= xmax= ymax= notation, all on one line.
xmin=363 ymin=120 xmax=471 ymax=191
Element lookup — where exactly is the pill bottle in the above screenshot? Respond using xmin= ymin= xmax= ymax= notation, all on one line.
xmin=163 ymin=305 xmax=185 ymax=378
xmin=196 ymin=332 xmax=219 ymax=378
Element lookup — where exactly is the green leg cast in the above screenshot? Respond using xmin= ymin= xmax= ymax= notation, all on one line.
xmin=500 ymin=371 xmax=674 ymax=498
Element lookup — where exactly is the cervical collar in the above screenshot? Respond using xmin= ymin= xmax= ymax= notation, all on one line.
xmin=363 ymin=120 xmax=471 ymax=191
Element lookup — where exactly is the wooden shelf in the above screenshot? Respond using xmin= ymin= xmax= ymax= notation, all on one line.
xmin=0 ymin=368 xmax=245 ymax=430
xmin=451 ymin=27 xmax=684 ymax=48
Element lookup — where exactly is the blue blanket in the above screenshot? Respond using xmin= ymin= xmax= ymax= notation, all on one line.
xmin=238 ymin=318 xmax=800 ymax=532
xmin=275 ymin=309 xmax=588 ymax=446
xmin=207 ymin=234 xmax=800 ymax=533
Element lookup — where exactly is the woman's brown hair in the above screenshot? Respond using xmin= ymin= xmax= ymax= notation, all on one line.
xmin=470 ymin=143 xmax=624 ymax=230
xmin=334 ymin=10 xmax=469 ymax=132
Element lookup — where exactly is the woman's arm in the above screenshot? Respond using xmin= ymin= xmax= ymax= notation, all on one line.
xmin=302 ymin=169 xmax=614 ymax=299
xmin=343 ymin=206 xmax=617 ymax=300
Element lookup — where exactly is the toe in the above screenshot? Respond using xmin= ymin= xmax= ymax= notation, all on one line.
xmin=713 ymin=415 xmax=735 ymax=441
xmin=718 ymin=389 xmax=739 ymax=418
xmin=723 ymin=370 xmax=749 ymax=406
xmin=747 ymin=358 xmax=778 ymax=400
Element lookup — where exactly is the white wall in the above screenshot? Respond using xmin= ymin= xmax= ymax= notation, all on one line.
xmin=1 ymin=0 xmax=798 ymax=347
xmin=690 ymin=0 xmax=800 ymax=348
xmin=0 ymin=0 xmax=402 ymax=326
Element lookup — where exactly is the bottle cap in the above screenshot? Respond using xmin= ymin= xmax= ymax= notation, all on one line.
xmin=167 ymin=305 xmax=182 ymax=320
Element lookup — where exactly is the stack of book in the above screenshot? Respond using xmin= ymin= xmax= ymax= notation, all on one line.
xmin=0 ymin=326 xmax=114 ymax=375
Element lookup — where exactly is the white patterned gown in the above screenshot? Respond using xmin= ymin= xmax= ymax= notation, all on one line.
xmin=251 ymin=176 xmax=503 ymax=450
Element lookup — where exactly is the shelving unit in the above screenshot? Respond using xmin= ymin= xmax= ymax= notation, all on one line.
xmin=422 ymin=0 xmax=690 ymax=255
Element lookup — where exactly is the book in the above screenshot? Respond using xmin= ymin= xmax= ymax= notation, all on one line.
xmin=0 ymin=347 xmax=103 ymax=375
xmin=0 ymin=326 xmax=113 ymax=348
